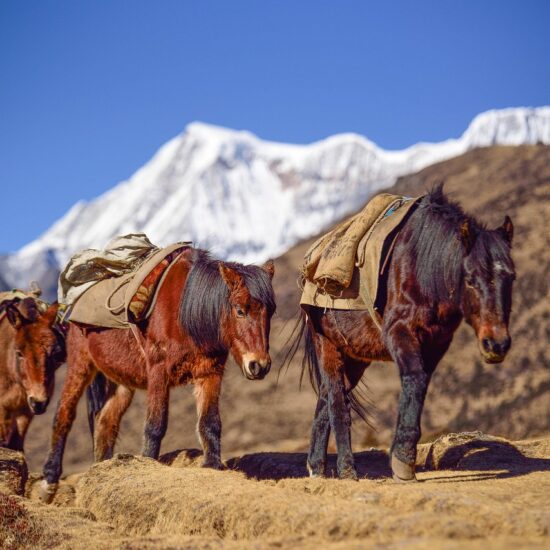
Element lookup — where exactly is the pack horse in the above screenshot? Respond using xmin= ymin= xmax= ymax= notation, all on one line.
xmin=0 ymin=293 xmax=66 ymax=451
xmin=292 ymin=186 xmax=515 ymax=482
xmin=40 ymin=247 xmax=275 ymax=501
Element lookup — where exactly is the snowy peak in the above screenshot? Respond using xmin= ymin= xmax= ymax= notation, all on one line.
xmin=463 ymin=107 xmax=550 ymax=147
xmin=3 ymin=107 xmax=550 ymax=299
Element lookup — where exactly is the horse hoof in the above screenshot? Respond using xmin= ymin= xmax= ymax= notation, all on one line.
xmin=391 ymin=454 xmax=417 ymax=483
xmin=38 ymin=480 xmax=58 ymax=503
xmin=339 ymin=468 xmax=359 ymax=481
xmin=306 ymin=461 xmax=325 ymax=478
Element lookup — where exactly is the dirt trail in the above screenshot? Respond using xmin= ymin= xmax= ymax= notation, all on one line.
xmin=2 ymin=433 xmax=550 ymax=549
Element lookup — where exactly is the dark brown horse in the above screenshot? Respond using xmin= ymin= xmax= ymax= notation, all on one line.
xmin=0 ymin=298 xmax=65 ymax=450
xmin=40 ymin=248 xmax=275 ymax=501
xmin=290 ymin=186 xmax=515 ymax=482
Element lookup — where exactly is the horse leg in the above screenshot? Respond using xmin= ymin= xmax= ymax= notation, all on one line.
xmin=0 ymin=410 xmax=13 ymax=448
xmin=307 ymin=356 xmax=368 ymax=477
xmin=41 ymin=359 xmax=95 ymax=502
xmin=194 ymin=373 xmax=223 ymax=469
xmin=314 ymin=334 xmax=357 ymax=480
xmin=8 ymin=413 xmax=32 ymax=451
xmin=142 ymin=367 xmax=169 ymax=459
xmin=94 ymin=384 xmax=134 ymax=461
xmin=307 ymin=384 xmax=330 ymax=477
xmin=386 ymin=329 xmax=431 ymax=482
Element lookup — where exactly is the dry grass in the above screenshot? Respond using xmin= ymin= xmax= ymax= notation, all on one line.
xmin=17 ymin=434 xmax=550 ymax=549
xmin=0 ymin=492 xmax=46 ymax=549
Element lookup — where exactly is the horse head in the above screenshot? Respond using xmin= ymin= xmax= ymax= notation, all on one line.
xmin=459 ymin=216 xmax=515 ymax=364
xmin=219 ymin=260 xmax=275 ymax=380
xmin=3 ymin=299 xmax=66 ymax=414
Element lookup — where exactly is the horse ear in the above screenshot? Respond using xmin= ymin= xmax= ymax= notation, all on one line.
xmin=5 ymin=304 xmax=23 ymax=328
xmin=18 ymin=297 xmax=39 ymax=322
xmin=460 ymin=219 xmax=475 ymax=253
xmin=261 ymin=260 xmax=275 ymax=280
xmin=498 ymin=215 xmax=514 ymax=244
xmin=219 ymin=264 xmax=245 ymax=293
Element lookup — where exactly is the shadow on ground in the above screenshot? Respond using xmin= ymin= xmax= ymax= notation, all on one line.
xmin=159 ymin=432 xmax=550 ymax=481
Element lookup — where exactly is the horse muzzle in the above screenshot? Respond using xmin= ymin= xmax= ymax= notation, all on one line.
xmin=480 ymin=336 xmax=511 ymax=364
xmin=242 ymin=358 xmax=271 ymax=380
xmin=28 ymin=396 xmax=49 ymax=415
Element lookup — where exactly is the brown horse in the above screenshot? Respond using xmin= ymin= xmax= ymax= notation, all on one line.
xmin=289 ymin=186 xmax=515 ymax=481
xmin=0 ymin=298 xmax=65 ymax=450
xmin=41 ymin=248 xmax=275 ymax=501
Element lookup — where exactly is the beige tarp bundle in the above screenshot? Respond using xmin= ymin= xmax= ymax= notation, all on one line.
xmin=67 ymin=242 xmax=191 ymax=328
xmin=58 ymin=233 xmax=159 ymax=306
xmin=300 ymin=194 xmax=421 ymax=328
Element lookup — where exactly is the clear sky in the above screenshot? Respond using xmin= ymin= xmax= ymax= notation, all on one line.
xmin=1 ymin=1 xmax=549 ymax=253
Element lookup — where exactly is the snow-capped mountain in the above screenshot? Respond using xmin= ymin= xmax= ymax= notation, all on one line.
xmin=2 ymin=106 xmax=549 ymax=299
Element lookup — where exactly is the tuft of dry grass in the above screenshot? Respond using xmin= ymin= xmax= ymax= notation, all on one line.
xmin=0 ymin=492 xmax=49 ymax=549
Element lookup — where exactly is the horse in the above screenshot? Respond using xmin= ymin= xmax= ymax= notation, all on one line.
xmin=289 ymin=185 xmax=515 ymax=482
xmin=40 ymin=247 xmax=275 ymax=501
xmin=0 ymin=298 xmax=66 ymax=450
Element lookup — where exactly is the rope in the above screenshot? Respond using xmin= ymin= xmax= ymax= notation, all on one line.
xmin=104 ymin=278 xmax=131 ymax=313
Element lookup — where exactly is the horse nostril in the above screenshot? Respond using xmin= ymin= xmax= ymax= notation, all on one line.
xmin=265 ymin=361 xmax=272 ymax=374
xmin=500 ymin=337 xmax=511 ymax=354
xmin=481 ymin=338 xmax=492 ymax=353
xmin=28 ymin=397 xmax=48 ymax=415
xmin=248 ymin=361 xmax=261 ymax=377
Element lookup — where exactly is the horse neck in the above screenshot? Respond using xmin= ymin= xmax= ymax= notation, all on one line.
xmin=152 ymin=252 xmax=191 ymax=322
xmin=399 ymin=216 xmax=465 ymax=311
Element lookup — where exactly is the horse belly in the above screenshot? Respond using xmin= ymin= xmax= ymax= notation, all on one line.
xmin=87 ymin=330 xmax=149 ymax=389
xmin=325 ymin=310 xmax=391 ymax=362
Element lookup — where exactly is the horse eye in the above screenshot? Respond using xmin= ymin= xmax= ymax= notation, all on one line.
xmin=235 ymin=307 xmax=246 ymax=318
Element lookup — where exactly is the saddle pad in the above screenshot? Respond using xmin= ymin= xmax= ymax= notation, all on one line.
xmin=300 ymin=196 xmax=420 ymax=328
xmin=68 ymin=242 xmax=190 ymax=328
xmin=302 ymin=193 xmax=401 ymax=293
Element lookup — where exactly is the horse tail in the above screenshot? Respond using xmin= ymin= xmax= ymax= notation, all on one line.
xmin=280 ymin=310 xmax=326 ymax=397
xmin=282 ymin=309 xmax=372 ymax=425
xmin=85 ymin=372 xmax=109 ymax=436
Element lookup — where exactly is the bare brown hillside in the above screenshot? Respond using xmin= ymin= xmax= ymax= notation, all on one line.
xmin=22 ymin=145 xmax=550 ymax=477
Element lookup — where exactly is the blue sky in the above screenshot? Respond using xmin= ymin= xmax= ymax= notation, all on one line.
xmin=1 ymin=1 xmax=549 ymax=253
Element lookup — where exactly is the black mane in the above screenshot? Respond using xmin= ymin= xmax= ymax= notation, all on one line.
xmin=178 ymin=249 xmax=275 ymax=354
xmin=407 ymin=184 xmax=511 ymax=303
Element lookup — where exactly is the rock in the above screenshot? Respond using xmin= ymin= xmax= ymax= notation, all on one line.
xmin=423 ymin=431 xmax=517 ymax=471
xmin=0 ymin=447 xmax=28 ymax=495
